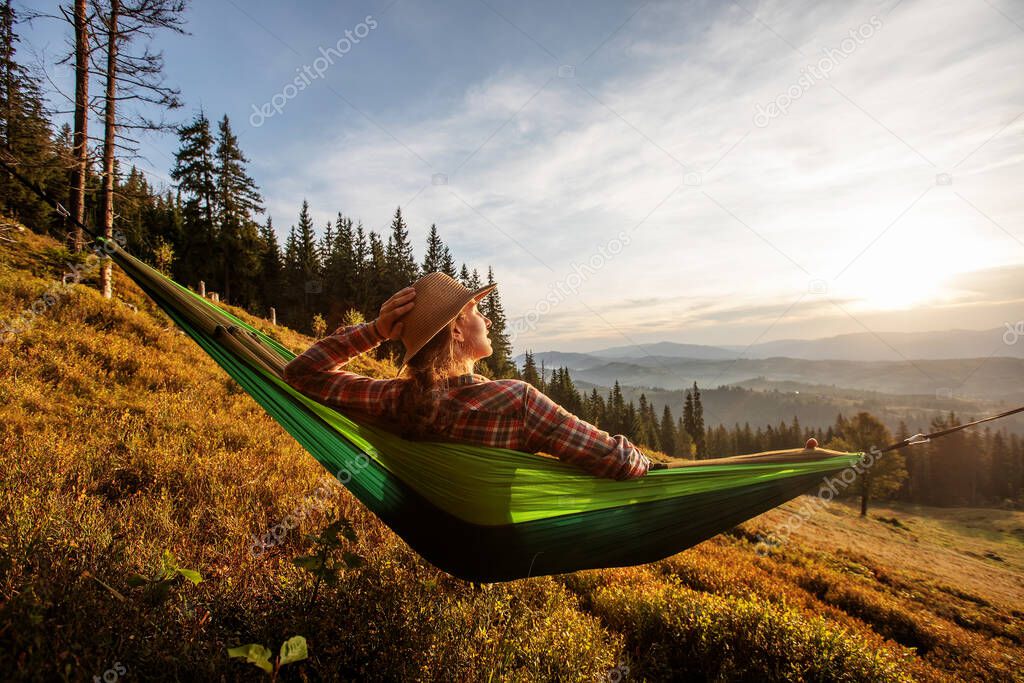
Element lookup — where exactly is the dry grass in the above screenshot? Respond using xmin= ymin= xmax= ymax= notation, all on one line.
xmin=1 ymin=226 xmax=1021 ymax=681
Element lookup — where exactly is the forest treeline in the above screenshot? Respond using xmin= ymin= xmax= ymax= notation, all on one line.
xmin=526 ymin=361 xmax=1023 ymax=510
xmin=1 ymin=1 xmax=1020 ymax=511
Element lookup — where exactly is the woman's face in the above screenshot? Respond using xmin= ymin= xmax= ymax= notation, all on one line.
xmin=453 ymin=296 xmax=492 ymax=361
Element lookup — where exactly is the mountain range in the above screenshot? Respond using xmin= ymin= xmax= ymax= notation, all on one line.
xmin=513 ymin=327 xmax=1024 ymax=406
xmin=587 ymin=327 xmax=1023 ymax=362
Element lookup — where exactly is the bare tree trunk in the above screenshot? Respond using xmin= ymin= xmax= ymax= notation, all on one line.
xmin=99 ymin=0 xmax=118 ymax=299
xmin=860 ymin=484 xmax=869 ymax=517
xmin=68 ymin=0 xmax=88 ymax=253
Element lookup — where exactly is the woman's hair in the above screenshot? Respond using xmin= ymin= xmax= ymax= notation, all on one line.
xmin=394 ymin=308 xmax=470 ymax=440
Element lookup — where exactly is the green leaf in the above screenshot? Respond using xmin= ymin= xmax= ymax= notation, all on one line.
xmin=342 ymin=552 xmax=364 ymax=569
xmin=161 ymin=549 xmax=177 ymax=571
xmin=278 ymin=635 xmax=308 ymax=665
xmin=320 ymin=520 xmax=343 ymax=546
xmin=227 ymin=643 xmax=274 ymax=673
xmin=126 ymin=573 xmax=149 ymax=587
xmin=175 ymin=567 xmax=203 ymax=585
xmin=292 ymin=555 xmax=323 ymax=572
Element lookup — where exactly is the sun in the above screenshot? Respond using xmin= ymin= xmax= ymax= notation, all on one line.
xmin=832 ymin=256 xmax=949 ymax=312
xmin=855 ymin=266 xmax=944 ymax=311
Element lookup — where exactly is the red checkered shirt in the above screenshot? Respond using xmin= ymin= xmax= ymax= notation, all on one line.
xmin=282 ymin=321 xmax=651 ymax=480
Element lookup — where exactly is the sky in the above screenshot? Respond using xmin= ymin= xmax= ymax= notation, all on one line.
xmin=16 ymin=0 xmax=1024 ymax=356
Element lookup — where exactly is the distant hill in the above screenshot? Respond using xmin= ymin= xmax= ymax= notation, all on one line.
xmin=569 ymin=378 xmax=1024 ymax=438
xmin=585 ymin=341 xmax=740 ymax=361
xmin=547 ymin=327 xmax=1023 ymax=363
xmin=725 ymin=328 xmax=1023 ymax=362
xmin=516 ymin=352 xmax=1024 ymax=404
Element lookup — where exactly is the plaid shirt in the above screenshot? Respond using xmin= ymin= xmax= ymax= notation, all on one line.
xmin=282 ymin=321 xmax=651 ymax=480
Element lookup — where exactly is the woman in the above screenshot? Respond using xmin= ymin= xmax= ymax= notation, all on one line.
xmin=283 ymin=272 xmax=651 ymax=480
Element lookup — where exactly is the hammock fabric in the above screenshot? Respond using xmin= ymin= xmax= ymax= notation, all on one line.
xmin=95 ymin=236 xmax=865 ymax=582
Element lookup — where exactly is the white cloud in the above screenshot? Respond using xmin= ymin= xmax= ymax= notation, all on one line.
xmin=262 ymin=0 xmax=1024 ymax=354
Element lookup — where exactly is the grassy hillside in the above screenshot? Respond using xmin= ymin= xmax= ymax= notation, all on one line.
xmin=1 ymin=228 xmax=1021 ymax=681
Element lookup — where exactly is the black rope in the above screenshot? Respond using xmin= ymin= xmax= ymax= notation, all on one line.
xmin=0 ymin=154 xmax=106 ymax=243
xmin=877 ymin=404 xmax=1024 ymax=453
xmin=3 ymin=150 xmax=1023 ymax=453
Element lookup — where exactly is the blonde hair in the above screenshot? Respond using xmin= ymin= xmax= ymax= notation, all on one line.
xmin=394 ymin=309 xmax=472 ymax=440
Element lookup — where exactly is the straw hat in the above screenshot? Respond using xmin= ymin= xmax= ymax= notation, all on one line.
xmin=397 ymin=272 xmax=497 ymax=369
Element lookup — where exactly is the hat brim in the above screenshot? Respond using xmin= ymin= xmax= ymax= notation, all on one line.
xmin=470 ymin=282 xmax=498 ymax=302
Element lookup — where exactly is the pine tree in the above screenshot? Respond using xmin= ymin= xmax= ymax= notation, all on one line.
xmin=468 ymin=267 xmax=483 ymax=290
xmin=294 ymin=200 xmax=320 ymax=325
xmin=441 ymin=245 xmax=457 ymax=278
xmin=644 ymin=396 xmax=660 ymax=452
xmin=281 ymin=224 xmax=301 ymax=327
xmin=585 ymin=388 xmax=606 ymax=429
xmin=608 ymin=381 xmax=626 ymax=436
xmin=367 ymin=229 xmax=387 ymax=315
xmin=324 ymin=213 xmax=359 ymax=321
xmin=990 ymin=431 xmax=1014 ymax=502
xmin=214 ymin=114 xmax=263 ymax=305
xmin=624 ymin=401 xmax=638 ymax=443
xmin=352 ymin=221 xmax=370 ymax=310
xmin=258 ymin=216 xmax=283 ymax=315
xmin=521 ymin=350 xmax=541 ymax=388
xmin=170 ymin=110 xmax=218 ymax=288
xmin=384 ymin=206 xmax=418 ymax=292
xmin=676 ymin=415 xmax=693 ymax=458
xmin=319 ymin=220 xmax=333 ymax=270
xmin=479 ymin=265 xmax=516 ymax=379
xmin=0 ymin=0 xmax=57 ymax=228
xmin=151 ymin=187 xmax=183 ymax=275
xmin=659 ymin=404 xmax=676 ymax=457
xmin=421 ymin=223 xmax=445 ymax=274
xmin=636 ymin=394 xmax=655 ymax=449
xmin=295 ymin=199 xmax=319 ymax=277
xmin=683 ymin=391 xmax=694 ymax=444
xmin=691 ymin=382 xmax=706 ymax=458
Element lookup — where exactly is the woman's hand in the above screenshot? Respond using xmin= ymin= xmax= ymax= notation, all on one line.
xmin=373 ymin=286 xmax=416 ymax=340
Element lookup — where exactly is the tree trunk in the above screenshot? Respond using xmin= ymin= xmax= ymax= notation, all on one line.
xmin=99 ymin=0 xmax=118 ymax=299
xmin=68 ymin=0 xmax=88 ymax=253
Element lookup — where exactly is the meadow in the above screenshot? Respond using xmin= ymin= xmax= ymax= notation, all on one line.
xmin=1 ymin=228 xmax=1021 ymax=681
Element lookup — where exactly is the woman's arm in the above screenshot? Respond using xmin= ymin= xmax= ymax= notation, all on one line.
xmin=282 ymin=320 xmax=400 ymax=415
xmin=282 ymin=286 xmax=416 ymax=414
xmin=521 ymin=383 xmax=651 ymax=480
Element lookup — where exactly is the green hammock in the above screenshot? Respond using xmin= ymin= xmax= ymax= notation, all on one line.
xmin=99 ymin=236 xmax=865 ymax=583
